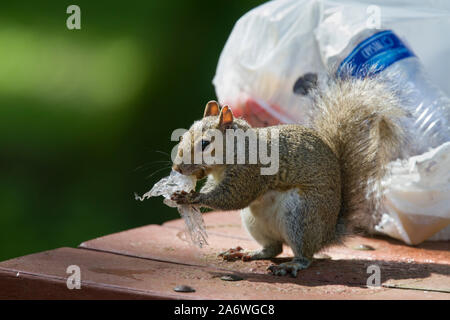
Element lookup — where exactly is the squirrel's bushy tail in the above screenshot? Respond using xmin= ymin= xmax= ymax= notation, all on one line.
xmin=312 ymin=75 xmax=405 ymax=234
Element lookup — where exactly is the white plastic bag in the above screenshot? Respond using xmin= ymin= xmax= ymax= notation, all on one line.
xmin=213 ymin=0 xmax=450 ymax=126
xmin=377 ymin=142 xmax=450 ymax=245
xmin=213 ymin=0 xmax=450 ymax=243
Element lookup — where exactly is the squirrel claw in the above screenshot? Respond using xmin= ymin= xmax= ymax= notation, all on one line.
xmin=170 ymin=190 xmax=197 ymax=205
xmin=267 ymin=258 xmax=310 ymax=277
xmin=218 ymin=246 xmax=251 ymax=261
xmin=268 ymin=264 xmax=297 ymax=277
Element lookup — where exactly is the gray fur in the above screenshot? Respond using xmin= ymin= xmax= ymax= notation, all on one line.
xmin=171 ymin=76 xmax=405 ymax=276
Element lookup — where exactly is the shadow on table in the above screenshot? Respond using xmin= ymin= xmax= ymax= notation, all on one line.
xmin=208 ymin=258 xmax=450 ymax=289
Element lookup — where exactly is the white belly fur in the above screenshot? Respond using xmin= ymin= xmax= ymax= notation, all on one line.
xmin=240 ymin=188 xmax=301 ymax=247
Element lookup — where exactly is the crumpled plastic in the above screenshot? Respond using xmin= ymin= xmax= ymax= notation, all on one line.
xmin=135 ymin=170 xmax=208 ymax=248
xmin=377 ymin=142 xmax=450 ymax=245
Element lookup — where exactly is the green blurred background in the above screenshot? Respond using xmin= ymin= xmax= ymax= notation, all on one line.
xmin=0 ymin=0 xmax=266 ymax=261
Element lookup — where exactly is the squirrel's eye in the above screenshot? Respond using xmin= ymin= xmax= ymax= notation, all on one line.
xmin=201 ymin=140 xmax=210 ymax=151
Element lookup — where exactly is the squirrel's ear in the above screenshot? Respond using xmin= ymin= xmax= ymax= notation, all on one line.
xmin=203 ymin=100 xmax=220 ymax=117
xmin=219 ymin=105 xmax=234 ymax=128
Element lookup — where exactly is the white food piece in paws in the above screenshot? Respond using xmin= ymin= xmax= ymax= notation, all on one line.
xmin=135 ymin=170 xmax=207 ymax=248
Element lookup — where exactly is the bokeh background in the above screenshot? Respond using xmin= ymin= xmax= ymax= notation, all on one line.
xmin=0 ymin=0 xmax=267 ymax=261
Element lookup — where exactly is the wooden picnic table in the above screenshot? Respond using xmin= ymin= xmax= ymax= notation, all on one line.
xmin=0 ymin=210 xmax=449 ymax=299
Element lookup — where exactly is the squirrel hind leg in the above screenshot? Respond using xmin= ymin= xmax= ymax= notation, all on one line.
xmin=218 ymin=244 xmax=282 ymax=261
xmin=246 ymin=244 xmax=282 ymax=260
xmin=277 ymin=188 xmax=340 ymax=275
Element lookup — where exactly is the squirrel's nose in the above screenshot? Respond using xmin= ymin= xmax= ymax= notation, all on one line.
xmin=172 ymin=164 xmax=182 ymax=174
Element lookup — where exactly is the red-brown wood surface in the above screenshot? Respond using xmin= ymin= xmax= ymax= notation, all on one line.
xmin=0 ymin=211 xmax=449 ymax=299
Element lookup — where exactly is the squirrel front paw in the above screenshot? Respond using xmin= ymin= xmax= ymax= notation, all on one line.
xmin=170 ymin=190 xmax=200 ymax=205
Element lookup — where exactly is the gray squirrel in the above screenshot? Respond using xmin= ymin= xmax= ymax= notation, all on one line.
xmin=170 ymin=75 xmax=405 ymax=277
